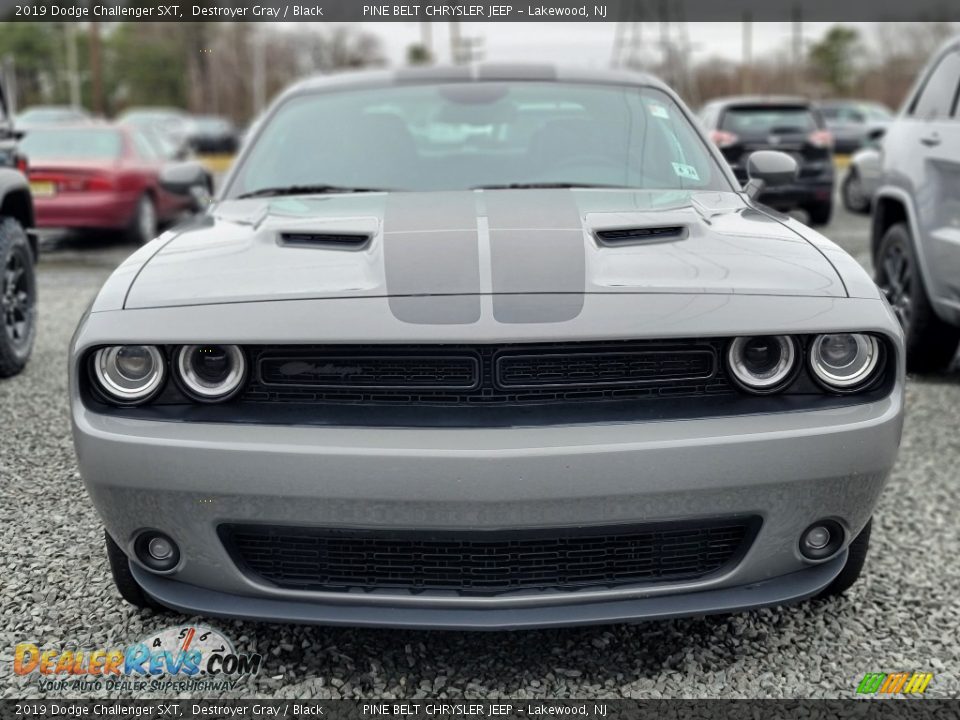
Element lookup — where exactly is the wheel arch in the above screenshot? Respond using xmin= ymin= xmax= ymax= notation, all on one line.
xmin=0 ymin=168 xmax=36 ymax=258
xmin=872 ymin=186 xmax=956 ymax=325
xmin=871 ymin=192 xmax=909 ymax=260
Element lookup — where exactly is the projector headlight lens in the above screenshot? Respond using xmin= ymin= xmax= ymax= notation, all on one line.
xmin=809 ymin=333 xmax=881 ymax=391
xmin=727 ymin=335 xmax=797 ymax=394
xmin=92 ymin=345 xmax=165 ymax=404
xmin=175 ymin=344 xmax=246 ymax=401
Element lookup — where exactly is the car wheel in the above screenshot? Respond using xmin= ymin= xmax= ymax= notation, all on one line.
xmin=817 ymin=518 xmax=871 ymax=599
xmin=105 ymin=531 xmax=167 ymax=611
xmin=127 ymin=194 xmax=158 ymax=245
xmin=805 ymin=200 xmax=833 ymax=227
xmin=841 ymin=170 xmax=870 ymax=214
xmin=875 ymin=222 xmax=959 ymax=372
xmin=0 ymin=217 xmax=37 ymax=378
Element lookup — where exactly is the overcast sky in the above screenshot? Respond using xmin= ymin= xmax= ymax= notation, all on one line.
xmin=352 ymin=21 xmax=867 ymax=66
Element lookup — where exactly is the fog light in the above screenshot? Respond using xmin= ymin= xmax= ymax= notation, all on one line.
xmin=804 ymin=526 xmax=831 ymax=550
xmin=799 ymin=520 xmax=844 ymax=560
xmin=148 ymin=536 xmax=174 ymax=561
xmin=134 ymin=531 xmax=180 ymax=572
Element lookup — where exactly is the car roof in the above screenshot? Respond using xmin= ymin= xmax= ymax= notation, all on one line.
xmin=282 ymin=64 xmax=671 ymax=97
xmin=705 ymin=95 xmax=813 ymax=109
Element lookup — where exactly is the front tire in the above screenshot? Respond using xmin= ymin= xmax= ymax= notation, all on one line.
xmin=0 ymin=217 xmax=37 ymax=378
xmin=805 ymin=200 xmax=833 ymax=227
xmin=875 ymin=222 xmax=959 ymax=372
xmin=127 ymin=194 xmax=158 ymax=245
xmin=841 ymin=170 xmax=870 ymax=214
xmin=105 ymin=531 xmax=166 ymax=611
xmin=817 ymin=519 xmax=871 ymax=599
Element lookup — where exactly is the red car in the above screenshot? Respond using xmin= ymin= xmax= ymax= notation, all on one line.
xmin=19 ymin=124 xmax=203 ymax=244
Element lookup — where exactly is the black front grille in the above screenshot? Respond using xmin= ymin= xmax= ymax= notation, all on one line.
xmin=495 ymin=349 xmax=714 ymax=389
xmin=259 ymin=353 xmax=480 ymax=390
xmin=221 ymin=519 xmax=756 ymax=595
xmin=243 ymin=340 xmax=733 ymax=407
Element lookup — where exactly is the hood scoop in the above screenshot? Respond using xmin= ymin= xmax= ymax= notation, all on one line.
xmin=278 ymin=231 xmax=372 ymax=250
xmin=593 ymin=225 xmax=688 ymax=246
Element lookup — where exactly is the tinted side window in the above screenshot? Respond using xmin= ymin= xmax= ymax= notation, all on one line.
xmin=910 ymin=51 xmax=960 ymax=120
xmin=131 ymin=130 xmax=160 ymax=160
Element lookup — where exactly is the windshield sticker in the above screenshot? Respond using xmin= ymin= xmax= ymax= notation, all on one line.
xmin=671 ymin=162 xmax=700 ymax=181
xmin=648 ymin=103 xmax=670 ymax=119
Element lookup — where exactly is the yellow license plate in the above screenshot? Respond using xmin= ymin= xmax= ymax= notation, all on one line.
xmin=29 ymin=181 xmax=56 ymax=197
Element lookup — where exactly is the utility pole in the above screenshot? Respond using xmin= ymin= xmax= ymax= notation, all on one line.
xmin=742 ymin=12 xmax=753 ymax=93
xmin=450 ymin=21 xmax=461 ymax=64
xmin=2 ymin=55 xmax=17 ymax=115
xmin=65 ymin=24 xmax=81 ymax=108
xmin=449 ymin=21 xmax=483 ymax=64
xmin=89 ymin=22 xmax=104 ymax=116
xmin=791 ymin=6 xmax=803 ymax=93
xmin=420 ymin=22 xmax=433 ymax=61
xmin=253 ymin=26 xmax=266 ymax=117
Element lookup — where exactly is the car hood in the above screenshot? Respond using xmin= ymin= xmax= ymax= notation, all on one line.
xmin=124 ymin=189 xmax=845 ymax=310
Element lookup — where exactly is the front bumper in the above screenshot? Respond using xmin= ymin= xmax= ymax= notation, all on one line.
xmin=74 ymin=389 xmax=902 ymax=628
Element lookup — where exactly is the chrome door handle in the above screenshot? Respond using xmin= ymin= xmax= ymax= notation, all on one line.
xmin=920 ymin=134 xmax=941 ymax=147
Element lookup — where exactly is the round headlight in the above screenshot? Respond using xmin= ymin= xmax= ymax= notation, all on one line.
xmin=92 ymin=345 xmax=165 ymax=404
xmin=809 ymin=333 xmax=881 ymax=391
xmin=727 ymin=335 xmax=798 ymax=394
xmin=175 ymin=344 xmax=246 ymax=401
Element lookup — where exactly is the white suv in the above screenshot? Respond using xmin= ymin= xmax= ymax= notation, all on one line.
xmin=873 ymin=37 xmax=960 ymax=372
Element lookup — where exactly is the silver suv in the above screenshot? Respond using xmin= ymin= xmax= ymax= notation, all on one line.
xmin=873 ymin=37 xmax=960 ymax=372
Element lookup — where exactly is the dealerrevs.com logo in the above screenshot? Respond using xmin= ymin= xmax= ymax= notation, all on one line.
xmin=13 ymin=625 xmax=262 ymax=692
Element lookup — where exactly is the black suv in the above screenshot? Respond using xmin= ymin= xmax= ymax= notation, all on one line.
xmin=0 ymin=81 xmax=37 ymax=377
xmin=699 ymin=96 xmax=835 ymax=226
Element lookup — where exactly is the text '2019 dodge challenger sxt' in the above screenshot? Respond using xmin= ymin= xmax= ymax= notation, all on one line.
xmin=70 ymin=66 xmax=904 ymax=629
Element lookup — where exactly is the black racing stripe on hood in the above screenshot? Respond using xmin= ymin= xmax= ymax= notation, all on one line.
xmin=384 ymin=192 xmax=481 ymax=324
xmin=486 ymin=190 xmax=586 ymax=323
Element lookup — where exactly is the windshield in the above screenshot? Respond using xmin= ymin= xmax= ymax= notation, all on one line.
xmin=195 ymin=117 xmax=232 ymax=133
xmin=17 ymin=108 xmax=86 ymax=125
xmin=228 ymin=82 xmax=729 ymax=196
xmin=720 ymin=106 xmax=819 ymax=135
xmin=19 ymin=128 xmax=123 ymax=160
xmin=821 ymin=103 xmax=892 ymax=124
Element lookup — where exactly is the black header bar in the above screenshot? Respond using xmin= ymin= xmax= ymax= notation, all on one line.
xmin=3 ymin=0 xmax=960 ymax=22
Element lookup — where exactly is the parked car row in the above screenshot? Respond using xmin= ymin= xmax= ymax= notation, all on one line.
xmin=706 ymin=40 xmax=960 ymax=374
xmin=15 ymin=103 xmax=240 ymax=157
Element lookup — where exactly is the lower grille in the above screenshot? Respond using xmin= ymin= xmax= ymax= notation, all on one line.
xmin=221 ymin=519 xmax=756 ymax=595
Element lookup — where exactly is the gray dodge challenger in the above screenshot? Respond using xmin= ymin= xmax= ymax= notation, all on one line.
xmin=70 ymin=66 xmax=905 ymax=629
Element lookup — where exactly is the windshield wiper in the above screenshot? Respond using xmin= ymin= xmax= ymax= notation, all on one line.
xmin=236 ymin=184 xmax=390 ymax=199
xmin=471 ymin=182 xmax=628 ymax=190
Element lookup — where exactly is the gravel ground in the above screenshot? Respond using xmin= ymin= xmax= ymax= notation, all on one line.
xmin=1 ymin=205 xmax=958 ymax=700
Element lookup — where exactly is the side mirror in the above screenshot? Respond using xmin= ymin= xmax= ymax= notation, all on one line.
xmin=159 ymin=162 xmax=211 ymax=211
xmin=159 ymin=162 xmax=207 ymax=196
xmin=866 ymin=126 xmax=886 ymax=143
xmin=744 ymin=150 xmax=799 ymax=199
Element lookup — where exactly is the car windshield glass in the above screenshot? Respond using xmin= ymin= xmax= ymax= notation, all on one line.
xmin=720 ymin=106 xmax=817 ymax=135
xmin=863 ymin=105 xmax=892 ymax=121
xmin=196 ymin=118 xmax=231 ymax=132
xmin=19 ymin=128 xmax=123 ymax=159
xmin=18 ymin=108 xmax=84 ymax=124
xmin=228 ymin=82 xmax=729 ymax=196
